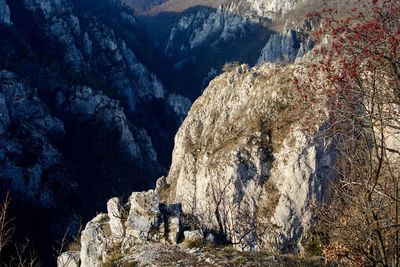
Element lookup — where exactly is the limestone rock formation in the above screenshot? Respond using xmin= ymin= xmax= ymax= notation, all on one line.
xmin=246 ymin=0 xmax=303 ymax=18
xmin=57 ymin=251 xmax=80 ymax=267
xmin=60 ymin=61 xmax=335 ymax=265
xmin=60 ymin=191 xmax=185 ymax=266
xmin=107 ymin=198 xmax=125 ymax=240
xmin=157 ymin=63 xmax=334 ymax=252
xmin=257 ymin=29 xmax=313 ymax=64
xmin=123 ymin=190 xmax=163 ymax=245
xmin=80 ymin=214 xmax=110 ymax=267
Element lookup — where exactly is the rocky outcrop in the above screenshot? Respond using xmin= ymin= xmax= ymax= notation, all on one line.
xmin=246 ymin=0 xmax=303 ymax=18
xmin=60 ymin=190 xmax=185 ymax=267
xmin=80 ymin=214 xmax=110 ymax=267
xmin=123 ymin=191 xmax=164 ymax=246
xmin=107 ymin=198 xmax=125 ymax=240
xmin=60 ymin=61 xmax=335 ymax=265
xmin=157 ymin=63 xmax=334 ymax=252
xmin=0 ymin=0 xmax=11 ymax=25
xmin=57 ymin=251 xmax=80 ymax=267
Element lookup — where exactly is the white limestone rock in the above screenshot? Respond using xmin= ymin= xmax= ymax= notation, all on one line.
xmin=123 ymin=190 xmax=162 ymax=246
xmin=247 ymin=0 xmax=302 ymax=18
xmin=159 ymin=63 xmax=334 ymax=252
xmin=258 ymin=30 xmax=299 ymax=64
xmin=57 ymin=251 xmax=80 ymax=267
xmin=107 ymin=198 xmax=125 ymax=240
xmin=80 ymin=214 xmax=110 ymax=267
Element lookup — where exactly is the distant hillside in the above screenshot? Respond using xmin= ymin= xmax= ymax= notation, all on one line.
xmin=122 ymin=0 xmax=169 ymax=13
xmin=142 ymin=0 xmax=226 ymax=14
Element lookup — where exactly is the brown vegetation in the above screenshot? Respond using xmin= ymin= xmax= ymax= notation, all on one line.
xmin=295 ymin=0 xmax=400 ymax=265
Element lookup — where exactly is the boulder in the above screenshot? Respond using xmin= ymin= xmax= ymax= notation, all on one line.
xmin=123 ymin=190 xmax=162 ymax=246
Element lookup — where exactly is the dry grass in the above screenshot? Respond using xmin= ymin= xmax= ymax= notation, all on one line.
xmin=144 ymin=0 xmax=226 ymax=15
xmin=184 ymin=238 xmax=205 ymax=249
xmin=66 ymin=239 xmax=81 ymax=252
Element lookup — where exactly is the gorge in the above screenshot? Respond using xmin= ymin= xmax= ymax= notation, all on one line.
xmin=1 ymin=0 xmax=397 ymax=266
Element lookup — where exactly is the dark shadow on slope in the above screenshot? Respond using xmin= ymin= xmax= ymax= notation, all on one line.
xmin=135 ymin=5 xmax=274 ymax=99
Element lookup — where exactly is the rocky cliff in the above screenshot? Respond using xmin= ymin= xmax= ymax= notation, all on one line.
xmin=61 ymin=60 xmax=336 ymax=265
xmin=158 ymin=63 xmax=334 ymax=252
xmin=1 ymin=0 xmax=323 ymax=264
xmin=139 ymin=0 xmax=313 ymax=97
xmin=0 ymin=0 xmax=191 ymax=263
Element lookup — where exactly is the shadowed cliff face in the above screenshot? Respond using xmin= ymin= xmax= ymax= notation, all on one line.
xmin=132 ymin=0 xmax=313 ymax=99
xmin=138 ymin=6 xmax=273 ymax=99
xmin=57 ymin=63 xmax=336 ymax=266
xmin=0 ymin=0 xmax=190 ymax=264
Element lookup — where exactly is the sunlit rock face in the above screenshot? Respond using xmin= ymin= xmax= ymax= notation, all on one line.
xmin=158 ymin=63 xmax=335 ymax=252
xmin=247 ymin=0 xmax=302 ymax=18
xmin=61 ymin=190 xmax=184 ymax=267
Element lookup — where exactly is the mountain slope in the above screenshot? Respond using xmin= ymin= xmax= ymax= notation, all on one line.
xmin=157 ymin=63 xmax=334 ymax=252
xmin=57 ymin=61 xmax=335 ymax=266
xmin=0 ymin=0 xmax=191 ymax=263
xmin=1 ymin=0 xmax=317 ymax=264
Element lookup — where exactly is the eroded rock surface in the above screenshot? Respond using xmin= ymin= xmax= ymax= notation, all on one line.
xmin=61 ymin=191 xmax=185 ymax=266
xmin=158 ymin=63 xmax=334 ymax=252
